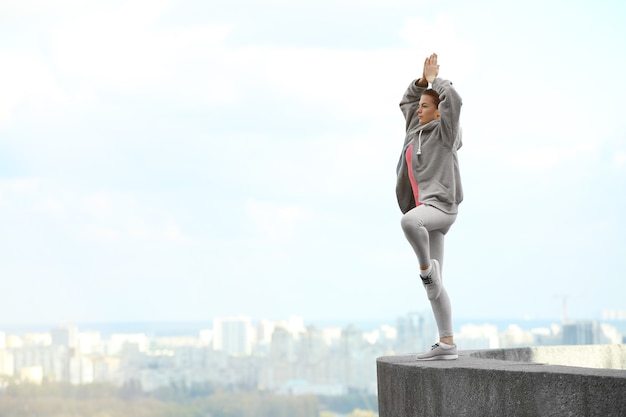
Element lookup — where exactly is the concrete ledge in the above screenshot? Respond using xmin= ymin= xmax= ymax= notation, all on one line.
xmin=470 ymin=344 xmax=626 ymax=370
xmin=377 ymin=345 xmax=626 ymax=417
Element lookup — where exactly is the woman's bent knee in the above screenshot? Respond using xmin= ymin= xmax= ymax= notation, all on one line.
xmin=401 ymin=210 xmax=425 ymax=232
xmin=401 ymin=214 xmax=420 ymax=234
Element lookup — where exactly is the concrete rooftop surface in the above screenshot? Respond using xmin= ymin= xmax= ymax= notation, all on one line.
xmin=377 ymin=344 xmax=626 ymax=417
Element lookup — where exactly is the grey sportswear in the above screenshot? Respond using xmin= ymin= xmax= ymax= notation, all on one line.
xmin=396 ymin=77 xmax=463 ymax=341
xmin=396 ymin=77 xmax=463 ymax=214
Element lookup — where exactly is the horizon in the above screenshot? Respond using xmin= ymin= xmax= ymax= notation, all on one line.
xmin=3 ymin=313 xmax=626 ymax=337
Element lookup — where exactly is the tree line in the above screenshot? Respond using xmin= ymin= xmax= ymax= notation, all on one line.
xmin=0 ymin=380 xmax=378 ymax=417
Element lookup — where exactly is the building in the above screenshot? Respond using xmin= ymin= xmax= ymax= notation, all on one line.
xmin=395 ymin=312 xmax=431 ymax=353
xmin=212 ymin=316 xmax=252 ymax=356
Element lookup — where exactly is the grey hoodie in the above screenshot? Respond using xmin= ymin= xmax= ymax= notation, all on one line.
xmin=396 ymin=77 xmax=463 ymax=214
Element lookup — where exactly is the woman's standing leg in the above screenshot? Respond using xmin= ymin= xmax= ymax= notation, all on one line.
xmin=401 ymin=205 xmax=457 ymax=354
xmin=429 ymin=230 xmax=454 ymax=344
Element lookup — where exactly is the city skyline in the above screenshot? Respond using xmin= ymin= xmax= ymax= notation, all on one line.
xmin=1 ymin=0 xmax=625 ymax=325
xmin=1 ymin=311 xmax=623 ymax=393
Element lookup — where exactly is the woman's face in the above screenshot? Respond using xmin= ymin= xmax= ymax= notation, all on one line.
xmin=417 ymin=95 xmax=440 ymax=125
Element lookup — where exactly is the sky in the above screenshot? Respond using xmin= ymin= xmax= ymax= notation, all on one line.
xmin=1 ymin=0 xmax=625 ymax=326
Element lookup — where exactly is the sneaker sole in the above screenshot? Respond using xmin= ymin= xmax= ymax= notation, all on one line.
xmin=416 ymin=354 xmax=458 ymax=361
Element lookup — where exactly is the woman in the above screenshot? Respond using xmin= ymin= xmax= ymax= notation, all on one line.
xmin=396 ymin=53 xmax=463 ymax=360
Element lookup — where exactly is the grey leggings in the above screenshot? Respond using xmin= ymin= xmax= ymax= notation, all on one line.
xmin=401 ymin=204 xmax=457 ymax=339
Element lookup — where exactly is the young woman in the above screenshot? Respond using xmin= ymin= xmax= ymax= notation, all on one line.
xmin=396 ymin=53 xmax=463 ymax=360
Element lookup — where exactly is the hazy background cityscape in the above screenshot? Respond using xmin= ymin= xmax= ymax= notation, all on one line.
xmin=1 ymin=312 xmax=625 ymax=401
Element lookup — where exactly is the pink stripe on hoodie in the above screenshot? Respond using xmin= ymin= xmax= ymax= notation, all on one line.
xmin=405 ymin=143 xmax=421 ymax=207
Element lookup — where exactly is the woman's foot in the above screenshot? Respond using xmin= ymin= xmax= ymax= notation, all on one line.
xmin=416 ymin=342 xmax=458 ymax=361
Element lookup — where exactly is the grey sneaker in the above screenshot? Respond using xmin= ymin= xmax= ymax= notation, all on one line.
xmin=416 ymin=343 xmax=458 ymax=361
xmin=420 ymin=259 xmax=442 ymax=300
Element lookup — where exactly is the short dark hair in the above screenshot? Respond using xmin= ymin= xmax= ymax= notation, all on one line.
xmin=422 ymin=89 xmax=441 ymax=108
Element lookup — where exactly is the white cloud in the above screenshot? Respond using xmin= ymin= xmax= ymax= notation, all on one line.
xmin=2 ymin=5 xmax=477 ymax=133
xmin=2 ymin=0 xmax=625 ymax=323
xmin=85 ymin=226 xmax=120 ymax=243
xmin=232 ymin=46 xmax=404 ymax=117
xmin=76 ymin=194 xmax=192 ymax=243
xmin=164 ymin=223 xmax=187 ymax=243
xmin=0 ymin=178 xmax=40 ymax=210
xmin=47 ymin=1 xmax=177 ymax=89
xmin=0 ymin=177 xmax=191 ymax=244
xmin=400 ymin=15 xmax=477 ymax=83
xmin=0 ymin=52 xmax=71 ymax=124
xmin=246 ymin=199 xmax=313 ymax=243
xmin=33 ymin=198 xmax=65 ymax=215
xmin=613 ymin=151 xmax=626 ymax=170
xmin=303 ymin=129 xmax=400 ymax=194
xmin=82 ymin=220 xmax=189 ymax=244
xmin=0 ymin=1 xmax=240 ymax=125
xmin=0 ymin=178 xmax=40 ymax=194
xmin=467 ymin=139 xmax=599 ymax=172
xmin=83 ymin=192 xmax=117 ymax=220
